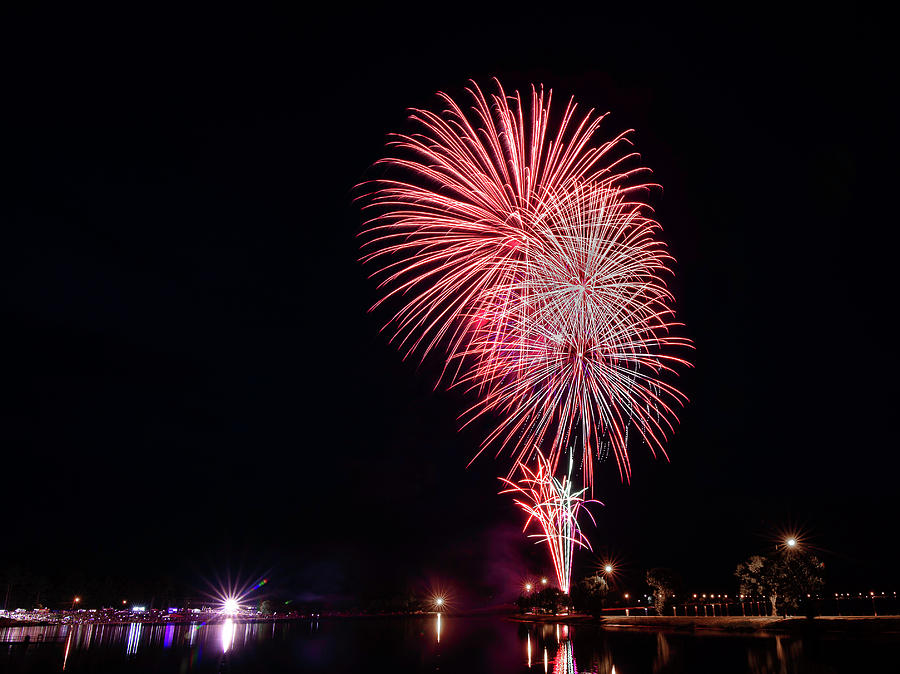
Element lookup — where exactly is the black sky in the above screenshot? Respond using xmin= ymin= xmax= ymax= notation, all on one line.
xmin=1 ymin=5 xmax=896 ymax=606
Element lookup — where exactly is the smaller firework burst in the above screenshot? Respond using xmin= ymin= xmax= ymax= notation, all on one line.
xmin=500 ymin=451 xmax=600 ymax=595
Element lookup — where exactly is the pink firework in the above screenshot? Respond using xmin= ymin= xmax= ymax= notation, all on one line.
xmin=460 ymin=182 xmax=691 ymax=483
xmin=358 ymin=79 xmax=647 ymax=373
xmin=500 ymin=451 xmax=599 ymax=595
xmin=359 ymin=80 xmax=690 ymax=484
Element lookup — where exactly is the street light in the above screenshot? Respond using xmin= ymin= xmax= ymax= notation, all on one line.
xmin=786 ymin=538 xmax=797 ymax=548
xmin=72 ymin=597 xmax=81 ymax=610
xmin=524 ymin=583 xmax=533 ymax=592
xmin=604 ymin=565 xmax=613 ymax=574
xmin=541 ymin=578 xmax=548 ymax=586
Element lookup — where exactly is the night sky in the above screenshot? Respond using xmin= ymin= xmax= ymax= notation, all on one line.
xmin=1 ymin=5 xmax=896 ymax=607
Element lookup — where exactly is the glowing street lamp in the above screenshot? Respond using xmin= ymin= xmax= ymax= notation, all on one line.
xmin=604 ymin=565 xmax=613 ymax=574
xmin=786 ymin=538 xmax=797 ymax=548
xmin=72 ymin=596 xmax=81 ymax=610
xmin=432 ymin=596 xmax=445 ymax=612
xmin=524 ymin=583 xmax=533 ymax=592
xmin=223 ymin=597 xmax=240 ymax=615
xmin=541 ymin=578 xmax=548 ymax=586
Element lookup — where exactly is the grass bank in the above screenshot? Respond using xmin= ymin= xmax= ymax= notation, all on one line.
xmin=510 ymin=614 xmax=900 ymax=634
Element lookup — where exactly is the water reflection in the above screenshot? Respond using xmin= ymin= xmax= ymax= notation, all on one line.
xmin=125 ymin=622 xmax=142 ymax=656
xmin=553 ymin=640 xmax=574 ymax=674
xmin=220 ymin=618 xmax=235 ymax=653
xmin=747 ymin=634 xmax=805 ymax=674
xmin=0 ymin=616 xmax=890 ymax=673
xmin=653 ymin=632 xmax=671 ymax=672
xmin=62 ymin=629 xmax=72 ymax=670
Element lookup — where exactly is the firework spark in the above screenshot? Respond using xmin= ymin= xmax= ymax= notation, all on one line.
xmin=500 ymin=451 xmax=599 ymax=595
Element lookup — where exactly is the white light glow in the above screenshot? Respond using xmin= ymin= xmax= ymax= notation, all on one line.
xmin=221 ymin=618 xmax=235 ymax=652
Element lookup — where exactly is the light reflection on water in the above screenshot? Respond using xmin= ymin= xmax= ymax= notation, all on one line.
xmin=0 ymin=616 xmax=895 ymax=673
xmin=220 ymin=618 xmax=235 ymax=653
xmin=125 ymin=622 xmax=142 ymax=656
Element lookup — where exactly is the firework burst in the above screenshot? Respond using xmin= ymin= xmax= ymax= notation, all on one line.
xmin=500 ymin=451 xmax=600 ymax=595
xmin=359 ymin=80 xmax=689 ymax=484
xmin=358 ymin=79 xmax=648 ymax=375
xmin=461 ymin=182 xmax=691 ymax=483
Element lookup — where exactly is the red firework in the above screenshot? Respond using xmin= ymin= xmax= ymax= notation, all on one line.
xmin=359 ymin=79 xmax=690 ymax=484
xmin=359 ymin=79 xmax=647 ymax=372
xmin=459 ymin=182 xmax=691 ymax=483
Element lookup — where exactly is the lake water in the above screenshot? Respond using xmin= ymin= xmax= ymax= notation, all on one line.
xmin=1 ymin=615 xmax=896 ymax=673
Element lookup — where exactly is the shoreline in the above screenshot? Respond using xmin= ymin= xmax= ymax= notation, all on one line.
xmin=508 ymin=614 xmax=900 ymax=634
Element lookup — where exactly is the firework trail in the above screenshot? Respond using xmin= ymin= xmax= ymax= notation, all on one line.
xmin=359 ymin=80 xmax=689 ymax=485
xmin=500 ymin=451 xmax=599 ymax=595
